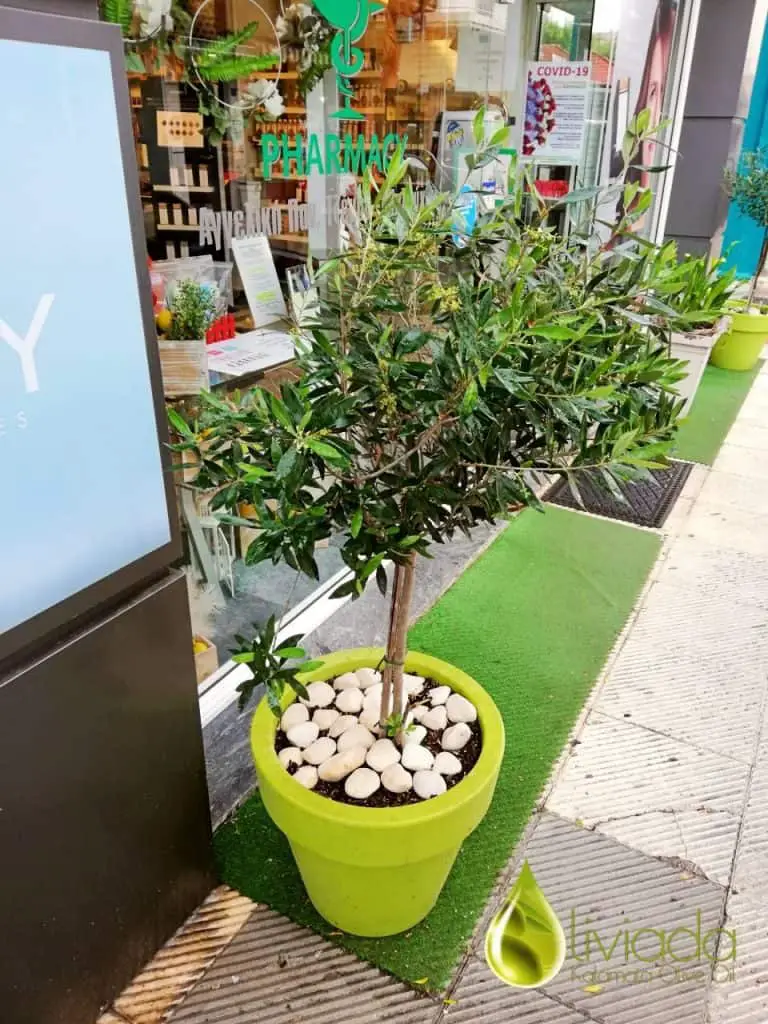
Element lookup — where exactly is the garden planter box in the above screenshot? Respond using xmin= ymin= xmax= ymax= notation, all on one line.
xmin=670 ymin=316 xmax=730 ymax=414
xmin=250 ymin=648 xmax=504 ymax=937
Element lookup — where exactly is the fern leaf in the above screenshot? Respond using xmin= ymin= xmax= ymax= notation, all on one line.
xmin=199 ymin=53 xmax=280 ymax=83
xmin=196 ymin=21 xmax=259 ymax=65
xmin=101 ymin=0 xmax=134 ymax=35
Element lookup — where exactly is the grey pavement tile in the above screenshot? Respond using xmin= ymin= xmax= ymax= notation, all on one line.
xmin=655 ymin=534 xmax=768 ymax=611
xmin=466 ymin=814 xmax=725 ymax=1024
xmin=169 ymin=906 xmax=440 ymax=1024
xmin=707 ymin=890 xmax=767 ymax=1024
xmin=546 ymin=713 xmax=750 ymax=885
xmin=444 ymin=959 xmax=595 ymax=1024
xmin=593 ymin=577 xmax=768 ymax=763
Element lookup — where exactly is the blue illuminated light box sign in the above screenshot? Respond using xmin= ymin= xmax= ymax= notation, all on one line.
xmin=0 ymin=31 xmax=174 ymax=649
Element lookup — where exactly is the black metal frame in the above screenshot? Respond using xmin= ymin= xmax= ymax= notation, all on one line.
xmin=0 ymin=5 xmax=182 ymax=674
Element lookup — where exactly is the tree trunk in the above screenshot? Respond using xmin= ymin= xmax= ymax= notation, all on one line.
xmin=748 ymin=228 xmax=768 ymax=307
xmin=380 ymin=552 xmax=417 ymax=727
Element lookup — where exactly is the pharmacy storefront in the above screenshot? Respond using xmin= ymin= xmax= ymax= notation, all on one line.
xmin=105 ymin=0 xmax=702 ymax=821
xmin=0 ymin=0 xmax=701 ymax=826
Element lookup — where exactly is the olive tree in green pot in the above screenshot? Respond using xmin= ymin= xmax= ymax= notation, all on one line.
xmin=714 ymin=148 xmax=768 ymax=370
xmin=171 ymin=115 xmax=685 ymax=938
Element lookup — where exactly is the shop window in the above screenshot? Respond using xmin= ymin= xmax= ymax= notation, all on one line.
xmin=115 ymin=0 xmax=517 ymax=691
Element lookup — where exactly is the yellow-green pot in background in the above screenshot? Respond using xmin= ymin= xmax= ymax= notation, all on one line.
xmin=710 ymin=310 xmax=768 ymax=370
xmin=250 ymin=648 xmax=505 ymax=937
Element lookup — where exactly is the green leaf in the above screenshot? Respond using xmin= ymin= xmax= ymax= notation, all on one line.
xmin=472 ymin=108 xmax=485 ymax=146
xmin=460 ymin=379 xmax=478 ymax=415
xmin=277 ymin=447 xmax=298 ymax=479
xmin=232 ymin=652 xmax=255 ymax=664
xmin=125 ymin=51 xmax=145 ymax=73
xmin=305 ymin=438 xmax=348 ymax=465
xmin=274 ymin=646 xmax=305 ymax=659
xmin=167 ymin=407 xmax=193 ymax=437
xmin=298 ymin=660 xmax=324 ymax=674
xmin=350 ymin=508 xmax=363 ymax=538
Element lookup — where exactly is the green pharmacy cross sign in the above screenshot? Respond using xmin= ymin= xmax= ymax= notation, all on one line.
xmin=313 ymin=0 xmax=385 ymax=118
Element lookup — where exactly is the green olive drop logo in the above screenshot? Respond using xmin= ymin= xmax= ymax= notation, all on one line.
xmin=485 ymin=861 xmax=567 ymax=988
xmin=311 ymin=0 xmax=385 ymax=118
xmin=484 ymin=861 xmax=738 ymax=990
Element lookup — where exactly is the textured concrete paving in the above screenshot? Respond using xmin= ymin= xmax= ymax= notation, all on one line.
xmin=100 ymin=363 xmax=768 ymax=1024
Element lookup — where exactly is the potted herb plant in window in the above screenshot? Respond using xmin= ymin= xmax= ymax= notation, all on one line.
xmin=158 ymin=278 xmax=219 ymax=396
xmin=172 ymin=114 xmax=686 ymax=938
xmin=713 ymin=148 xmax=768 ymax=370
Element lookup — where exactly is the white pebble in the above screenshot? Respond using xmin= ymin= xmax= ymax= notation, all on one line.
xmin=294 ymin=765 xmax=318 ymax=789
xmin=345 ymin=767 xmax=381 ymax=800
xmin=434 ymin=751 xmax=463 ymax=776
xmin=402 ymin=724 xmax=427 ymax=747
xmin=303 ymin=681 xmax=336 ymax=708
xmin=366 ymin=738 xmax=401 ymax=772
xmin=408 ymin=704 xmax=429 ymax=723
xmin=413 ymin=770 xmax=447 ymax=800
xmin=442 ymin=722 xmax=472 ymax=751
xmin=337 ymin=724 xmax=376 ymax=752
xmin=401 ymin=744 xmax=435 ymax=771
xmin=446 ymin=693 xmax=477 ymax=724
xmin=281 ymin=703 xmax=309 ymax=732
xmin=303 ymin=736 xmax=337 ymax=765
xmin=364 ymin=682 xmax=383 ymax=704
xmin=336 ymin=687 xmax=364 ymax=714
xmin=328 ymin=714 xmax=358 ymax=739
xmin=429 ymin=685 xmax=451 ymax=706
xmin=278 ymin=747 xmax=303 ymax=770
xmin=286 ymin=721 xmax=320 ymax=749
xmin=334 ymin=672 xmax=361 ymax=691
xmin=359 ymin=705 xmax=381 ymax=731
xmin=355 ymin=667 xmax=381 ymax=689
xmin=421 ymin=706 xmax=448 ymax=731
xmin=318 ymin=746 xmax=367 ymax=782
xmin=381 ymin=764 xmax=413 ymax=794
xmin=313 ymin=708 xmax=340 ymax=731
xmin=404 ymin=673 xmax=425 ymax=696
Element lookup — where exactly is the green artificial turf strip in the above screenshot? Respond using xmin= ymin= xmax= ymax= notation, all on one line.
xmin=214 ymin=506 xmax=660 ymax=990
xmin=674 ymin=363 xmax=761 ymax=465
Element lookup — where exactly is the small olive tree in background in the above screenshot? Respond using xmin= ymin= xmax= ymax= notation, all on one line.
xmin=725 ymin=148 xmax=768 ymax=306
xmin=171 ymin=112 xmax=686 ymax=729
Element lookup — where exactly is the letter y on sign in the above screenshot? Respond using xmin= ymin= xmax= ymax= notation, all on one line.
xmin=0 ymin=294 xmax=55 ymax=393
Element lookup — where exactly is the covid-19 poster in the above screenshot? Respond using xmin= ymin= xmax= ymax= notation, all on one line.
xmin=522 ymin=60 xmax=591 ymax=161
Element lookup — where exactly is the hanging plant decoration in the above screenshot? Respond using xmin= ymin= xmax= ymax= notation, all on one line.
xmin=277 ymin=3 xmax=334 ymax=98
xmin=100 ymin=0 xmax=281 ymax=144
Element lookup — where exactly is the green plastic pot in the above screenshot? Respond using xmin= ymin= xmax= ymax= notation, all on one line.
xmin=710 ymin=311 xmax=768 ymax=371
xmin=250 ymin=648 xmax=505 ymax=937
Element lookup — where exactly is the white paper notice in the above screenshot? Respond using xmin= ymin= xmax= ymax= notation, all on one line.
xmin=231 ymin=235 xmax=287 ymax=327
xmin=206 ymin=329 xmax=295 ymax=377
xmin=522 ymin=61 xmax=591 ymax=162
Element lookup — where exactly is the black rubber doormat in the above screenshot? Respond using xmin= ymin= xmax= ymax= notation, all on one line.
xmin=545 ymin=460 xmax=694 ymax=529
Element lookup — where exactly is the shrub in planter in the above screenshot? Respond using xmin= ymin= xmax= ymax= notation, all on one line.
xmin=652 ymin=245 xmax=736 ymax=412
xmin=714 ymin=148 xmax=768 ymax=370
xmin=172 ymin=112 xmax=686 ymax=936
